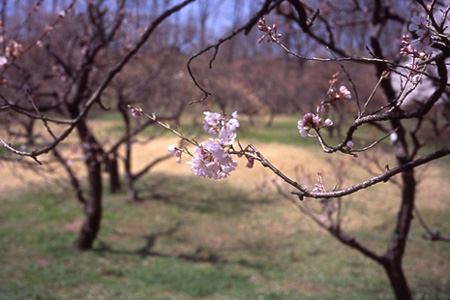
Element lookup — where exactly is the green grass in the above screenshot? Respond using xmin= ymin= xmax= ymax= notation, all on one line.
xmin=1 ymin=113 xmax=449 ymax=299
xmin=237 ymin=116 xmax=320 ymax=147
xmin=89 ymin=111 xmax=449 ymax=154
xmin=0 ymin=173 xmax=449 ymax=300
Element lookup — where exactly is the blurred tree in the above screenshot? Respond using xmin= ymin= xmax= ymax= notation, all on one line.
xmin=178 ymin=1 xmax=450 ymax=299
xmin=0 ymin=0 xmax=195 ymax=250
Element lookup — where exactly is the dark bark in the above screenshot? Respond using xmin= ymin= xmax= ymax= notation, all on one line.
xmin=69 ymin=106 xmax=103 ymax=251
xmin=266 ymin=111 xmax=276 ymax=127
xmin=52 ymin=148 xmax=87 ymax=206
xmin=123 ymin=130 xmax=140 ymax=202
xmin=117 ymin=101 xmax=140 ymax=202
xmin=125 ymin=168 xmax=140 ymax=202
xmin=72 ymin=152 xmax=102 ymax=251
xmin=382 ymin=258 xmax=413 ymax=300
xmin=24 ymin=119 xmax=35 ymax=146
xmin=106 ymin=152 xmax=121 ymax=193
xmin=381 ymin=167 xmax=415 ymax=300
xmin=368 ymin=4 xmax=414 ymax=296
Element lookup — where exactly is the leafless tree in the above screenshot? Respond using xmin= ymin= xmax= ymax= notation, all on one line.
xmin=183 ymin=1 xmax=450 ymax=299
xmin=0 ymin=0 xmax=195 ymax=250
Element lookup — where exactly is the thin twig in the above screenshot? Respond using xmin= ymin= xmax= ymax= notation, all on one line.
xmin=414 ymin=207 xmax=450 ymax=242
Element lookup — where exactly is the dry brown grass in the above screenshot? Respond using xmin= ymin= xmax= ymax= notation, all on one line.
xmin=1 ymin=122 xmax=448 ymax=234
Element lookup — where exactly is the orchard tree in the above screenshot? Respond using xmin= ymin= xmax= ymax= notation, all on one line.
xmin=133 ymin=1 xmax=449 ymax=299
xmin=0 ymin=0 xmax=195 ymax=250
xmin=1 ymin=0 xmax=449 ymax=299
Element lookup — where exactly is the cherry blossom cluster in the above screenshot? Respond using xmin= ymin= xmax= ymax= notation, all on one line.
xmin=399 ymin=35 xmax=429 ymax=83
xmin=0 ymin=38 xmax=22 ymax=69
xmin=407 ymin=15 xmax=433 ymax=55
xmin=187 ymin=138 xmax=238 ymax=179
xmin=297 ymin=73 xmax=352 ymax=138
xmin=399 ymin=15 xmax=434 ymax=83
xmin=167 ymin=111 xmax=241 ymax=180
xmin=257 ymin=17 xmax=282 ymax=44
xmin=327 ymin=73 xmax=352 ymax=100
xmin=0 ymin=37 xmax=22 ymax=84
xmin=399 ymin=35 xmax=429 ymax=60
xmin=297 ymin=113 xmax=333 ymax=137
xmin=400 ymin=16 xmax=435 ymax=60
xmin=203 ymin=111 xmax=239 ymax=145
xmin=130 ymin=107 xmax=144 ymax=118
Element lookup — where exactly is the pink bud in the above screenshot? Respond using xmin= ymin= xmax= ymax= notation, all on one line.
xmin=0 ymin=56 xmax=7 ymax=66
xmin=246 ymin=157 xmax=254 ymax=168
xmin=324 ymin=118 xmax=333 ymax=127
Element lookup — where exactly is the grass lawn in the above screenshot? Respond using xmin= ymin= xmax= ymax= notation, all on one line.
xmin=0 ymin=114 xmax=449 ymax=300
xmin=0 ymin=171 xmax=449 ymax=300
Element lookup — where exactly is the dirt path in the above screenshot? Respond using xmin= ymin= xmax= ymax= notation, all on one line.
xmin=1 ymin=136 xmax=448 ymax=214
xmin=0 ymin=137 xmax=326 ymax=191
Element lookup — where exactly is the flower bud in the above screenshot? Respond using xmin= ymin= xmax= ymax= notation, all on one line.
xmin=324 ymin=118 xmax=333 ymax=127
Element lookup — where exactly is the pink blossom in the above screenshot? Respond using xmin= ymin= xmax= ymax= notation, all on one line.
xmin=246 ymin=157 xmax=254 ymax=168
xmin=408 ymin=15 xmax=433 ymax=55
xmin=324 ymin=118 xmax=333 ymax=127
xmin=168 ymin=144 xmax=182 ymax=164
xmin=298 ymin=113 xmax=332 ymax=137
xmin=346 ymin=140 xmax=354 ymax=148
xmin=130 ymin=107 xmax=143 ymax=118
xmin=203 ymin=111 xmax=239 ymax=145
xmin=297 ymin=113 xmax=315 ymax=137
xmin=245 ymin=148 xmax=255 ymax=169
xmin=389 ymin=132 xmax=398 ymax=144
xmin=339 ymin=86 xmax=352 ymax=99
xmin=312 ymin=182 xmax=325 ymax=193
xmin=257 ymin=17 xmax=282 ymax=43
xmin=409 ymin=15 xmax=427 ymax=38
xmin=410 ymin=37 xmax=432 ymax=55
xmin=203 ymin=111 xmax=221 ymax=135
xmin=0 ymin=56 xmax=7 ymax=66
xmin=312 ymin=114 xmax=321 ymax=125
xmin=188 ymin=139 xmax=237 ymax=179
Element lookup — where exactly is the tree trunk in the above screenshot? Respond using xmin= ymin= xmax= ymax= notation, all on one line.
xmin=382 ymin=260 xmax=412 ymax=300
xmin=23 ymin=119 xmax=36 ymax=146
xmin=266 ymin=111 xmax=276 ymax=128
xmin=117 ymin=100 xmax=140 ymax=201
xmin=381 ymin=168 xmax=415 ymax=300
xmin=369 ymin=24 xmax=416 ymax=297
xmin=123 ymin=136 xmax=140 ymax=202
xmin=106 ymin=152 xmax=121 ymax=193
xmin=70 ymin=113 xmax=104 ymax=251
xmin=125 ymin=170 xmax=139 ymax=202
xmin=72 ymin=155 xmax=103 ymax=250
xmin=381 ymin=119 xmax=415 ymax=300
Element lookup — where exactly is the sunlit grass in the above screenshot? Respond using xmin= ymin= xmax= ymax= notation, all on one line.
xmin=0 ymin=172 xmax=449 ymax=299
xmin=1 ymin=113 xmax=449 ymax=299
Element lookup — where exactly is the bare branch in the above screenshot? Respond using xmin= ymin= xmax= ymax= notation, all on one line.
xmin=0 ymin=0 xmax=195 ymax=162
xmin=414 ymin=207 xmax=450 ymax=243
xmin=291 ymin=146 xmax=450 ymax=199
